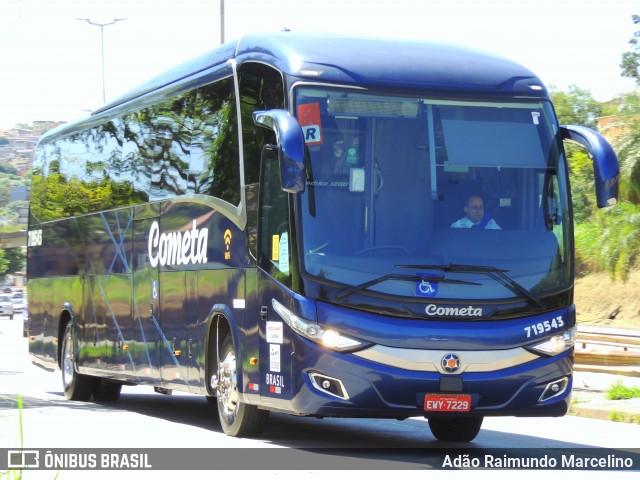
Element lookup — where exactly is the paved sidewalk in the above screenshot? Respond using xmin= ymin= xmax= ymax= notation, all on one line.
xmin=570 ymin=370 xmax=640 ymax=423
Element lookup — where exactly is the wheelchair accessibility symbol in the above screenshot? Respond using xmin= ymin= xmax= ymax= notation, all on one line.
xmin=416 ymin=279 xmax=438 ymax=297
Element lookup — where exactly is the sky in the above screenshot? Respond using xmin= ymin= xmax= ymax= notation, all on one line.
xmin=0 ymin=0 xmax=638 ymax=130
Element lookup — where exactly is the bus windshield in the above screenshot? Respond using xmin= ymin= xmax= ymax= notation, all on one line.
xmin=296 ymin=87 xmax=571 ymax=306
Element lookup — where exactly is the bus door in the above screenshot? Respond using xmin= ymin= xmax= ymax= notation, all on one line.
xmin=256 ymin=147 xmax=294 ymax=402
xmin=132 ymin=208 xmax=162 ymax=383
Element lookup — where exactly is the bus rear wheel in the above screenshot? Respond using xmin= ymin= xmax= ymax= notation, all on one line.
xmin=427 ymin=416 xmax=483 ymax=442
xmin=216 ymin=333 xmax=269 ymax=437
xmin=61 ymin=323 xmax=96 ymax=401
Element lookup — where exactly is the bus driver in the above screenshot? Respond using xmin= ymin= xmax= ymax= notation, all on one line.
xmin=451 ymin=194 xmax=501 ymax=229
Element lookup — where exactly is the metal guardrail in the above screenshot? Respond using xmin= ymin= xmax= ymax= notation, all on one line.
xmin=577 ymin=326 xmax=640 ymax=350
xmin=574 ymin=326 xmax=640 ymax=376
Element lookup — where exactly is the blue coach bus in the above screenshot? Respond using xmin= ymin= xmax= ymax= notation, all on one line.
xmin=27 ymin=32 xmax=619 ymax=442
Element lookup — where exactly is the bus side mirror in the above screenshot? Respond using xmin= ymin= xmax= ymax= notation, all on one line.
xmin=253 ymin=109 xmax=306 ymax=194
xmin=560 ymin=125 xmax=619 ymax=208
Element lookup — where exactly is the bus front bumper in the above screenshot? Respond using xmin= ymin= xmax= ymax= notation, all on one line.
xmin=286 ymin=347 xmax=573 ymax=419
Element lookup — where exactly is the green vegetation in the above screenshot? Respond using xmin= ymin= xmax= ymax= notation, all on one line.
xmin=609 ymin=411 xmax=640 ymax=424
xmin=0 ymin=129 xmax=33 ymax=281
xmin=620 ymin=14 xmax=640 ymax=85
xmin=0 ymin=131 xmax=29 ymax=270
xmin=550 ymin=14 xmax=640 ymax=284
xmin=606 ymin=379 xmax=640 ymax=400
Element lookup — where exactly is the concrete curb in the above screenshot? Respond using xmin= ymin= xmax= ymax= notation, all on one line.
xmin=569 ymin=402 xmax=640 ymax=423
xmin=569 ymin=371 xmax=640 ymax=424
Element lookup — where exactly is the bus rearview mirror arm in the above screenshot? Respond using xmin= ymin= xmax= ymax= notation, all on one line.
xmin=560 ymin=125 xmax=619 ymax=208
xmin=253 ymin=109 xmax=306 ymax=194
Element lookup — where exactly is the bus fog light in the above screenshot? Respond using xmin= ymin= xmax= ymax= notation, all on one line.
xmin=309 ymin=372 xmax=349 ymax=400
xmin=539 ymin=377 xmax=569 ymax=402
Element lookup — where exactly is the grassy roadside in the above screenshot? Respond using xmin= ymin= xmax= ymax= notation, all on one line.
xmin=572 ymin=271 xmax=640 ymax=423
xmin=574 ymin=270 xmax=640 ymax=330
xmin=607 ymin=380 xmax=640 ymax=400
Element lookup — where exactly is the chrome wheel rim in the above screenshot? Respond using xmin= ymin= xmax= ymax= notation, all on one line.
xmin=62 ymin=331 xmax=74 ymax=388
xmin=217 ymin=350 xmax=238 ymax=418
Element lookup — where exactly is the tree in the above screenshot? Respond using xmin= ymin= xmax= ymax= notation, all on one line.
xmin=568 ymin=150 xmax=596 ymax=223
xmin=550 ymin=85 xmax=605 ymax=224
xmin=571 ymin=16 xmax=640 ymax=280
xmin=575 ymin=202 xmax=640 ymax=281
xmin=550 ymin=81 xmax=640 ymax=280
xmin=0 ymin=163 xmax=18 ymax=175
xmin=576 ymin=19 xmax=640 ymax=279
xmin=549 ymin=85 xmax=602 ymax=129
xmin=607 ymin=91 xmax=640 ymax=204
xmin=573 ymin=88 xmax=640 ymax=280
xmin=0 ymin=250 xmax=7 ymax=279
xmin=0 ymin=247 xmax=25 ymax=276
xmin=620 ymin=14 xmax=640 ymax=85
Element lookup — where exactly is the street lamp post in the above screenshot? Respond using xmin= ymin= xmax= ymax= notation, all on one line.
xmin=220 ymin=0 xmax=225 ymax=44
xmin=77 ymin=18 xmax=126 ymax=103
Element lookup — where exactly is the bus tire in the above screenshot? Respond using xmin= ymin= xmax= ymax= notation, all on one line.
xmin=61 ymin=323 xmax=96 ymax=401
xmin=427 ymin=416 xmax=483 ymax=442
xmin=216 ymin=333 xmax=269 ymax=437
xmin=93 ymin=379 xmax=122 ymax=402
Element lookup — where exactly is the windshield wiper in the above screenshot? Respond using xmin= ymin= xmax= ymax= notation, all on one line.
xmin=395 ymin=263 xmax=544 ymax=310
xmin=334 ymin=273 xmax=480 ymax=301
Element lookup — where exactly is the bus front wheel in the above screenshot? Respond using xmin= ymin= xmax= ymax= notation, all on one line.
xmin=93 ymin=379 xmax=122 ymax=402
xmin=216 ymin=333 xmax=269 ymax=437
xmin=427 ymin=416 xmax=483 ymax=442
xmin=61 ymin=323 xmax=96 ymax=401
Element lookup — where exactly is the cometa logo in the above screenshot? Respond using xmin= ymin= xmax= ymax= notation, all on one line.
xmin=424 ymin=304 xmax=483 ymax=317
xmin=148 ymin=220 xmax=209 ymax=267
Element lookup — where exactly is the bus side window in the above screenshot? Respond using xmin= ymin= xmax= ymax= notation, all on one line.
xmin=258 ymin=147 xmax=292 ymax=287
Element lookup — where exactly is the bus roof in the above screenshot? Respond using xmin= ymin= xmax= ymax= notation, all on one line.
xmin=29 ymin=31 xmax=548 ymax=144
xmin=95 ymin=32 xmax=545 ymax=114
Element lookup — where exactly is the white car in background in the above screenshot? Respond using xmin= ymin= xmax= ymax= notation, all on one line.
xmin=12 ymin=296 xmax=26 ymax=313
xmin=0 ymin=294 xmax=14 ymax=319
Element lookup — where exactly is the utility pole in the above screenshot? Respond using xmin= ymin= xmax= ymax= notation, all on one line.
xmin=220 ymin=0 xmax=225 ymax=44
xmin=77 ymin=18 xmax=127 ymax=103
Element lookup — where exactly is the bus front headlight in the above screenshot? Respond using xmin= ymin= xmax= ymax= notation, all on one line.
xmin=527 ymin=327 xmax=577 ymax=356
xmin=272 ymin=299 xmax=367 ymax=352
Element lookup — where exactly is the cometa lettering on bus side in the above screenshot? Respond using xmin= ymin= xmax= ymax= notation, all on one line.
xmin=148 ymin=220 xmax=209 ymax=268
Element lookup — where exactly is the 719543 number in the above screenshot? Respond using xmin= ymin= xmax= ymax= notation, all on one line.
xmin=524 ymin=315 xmax=564 ymax=338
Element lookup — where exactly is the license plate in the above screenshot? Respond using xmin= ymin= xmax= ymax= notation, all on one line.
xmin=424 ymin=394 xmax=472 ymax=412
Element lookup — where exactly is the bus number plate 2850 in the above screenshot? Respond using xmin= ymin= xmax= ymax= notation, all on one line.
xmin=424 ymin=394 xmax=472 ymax=412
